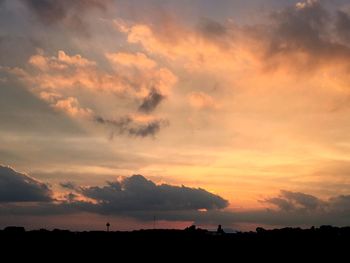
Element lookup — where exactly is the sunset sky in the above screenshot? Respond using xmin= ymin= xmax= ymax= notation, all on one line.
xmin=2 ymin=0 xmax=350 ymax=231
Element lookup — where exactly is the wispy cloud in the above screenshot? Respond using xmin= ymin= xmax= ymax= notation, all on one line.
xmin=94 ymin=115 xmax=167 ymax=138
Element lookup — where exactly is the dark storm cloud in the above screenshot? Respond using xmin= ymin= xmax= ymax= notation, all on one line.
xmin=138 ymin=89 xmax=165 ymax=113
xmin=94 ymin=116 xmax=167 ymax=138
xmin=77 ymin=174 xmax=228 ymax=213
xmin=0 ymin=165 xmax=52 ymax=202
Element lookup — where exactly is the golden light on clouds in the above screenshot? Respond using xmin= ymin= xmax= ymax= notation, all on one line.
xmin=2 ymin=0 xmax=350 ymax=229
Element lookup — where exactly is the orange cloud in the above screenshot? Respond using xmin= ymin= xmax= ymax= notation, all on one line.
xmin=40 ymin=92 xmax=93 ymax=118
xmin=105 ymin=51 xmax=177 ymax=96
xmin=105 ymin=52 xmax=157 ymax=70
xmin=188 ymin=92 xmax=218 ymax=110
xmin=8 ymin=50 xmax=177 ymax=121
xmin=296 ymin=0 xmax=318 ymax=10
xmin=114 ymin=1 xmax=350 ymax=79
xmin=29 ymin=50 xmax=96 ymax=71
xmin=22 ymin=50 xmax=177 ymax=99
xmin=113 ymin=18 xmax=260 ymax=76
xmin=56 ymin=50 xmax=96 ymax=67
xmin=5 ymin=49 xmax=178 ymax=138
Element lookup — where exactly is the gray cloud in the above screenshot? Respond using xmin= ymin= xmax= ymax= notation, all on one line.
xmin=22 ymin=0 xmax=109 ymax=24
xmin=23 ymin=0 xmax=67 ymax=25
xmin=198 ymin=18 xmax=229 ymax=40
xmin=0 ymin=80 xmax=83 ymax=136
xmin=195 ymin=18 xmax=235 ymax=49
xmin=60 ymin=181 xmax=77 ymax=190
xmin=328 ymin=195 xmax=350 ymax=212
xmin=336 ymin=10 xmax=350 ymax=42
xmin=260 ymin=190 xmax=350 ymax=223
xmin=76 ymin=174 xmax=228 ymax=214
xmin=193 ymin=1 xmax=350 ymax=70
xmin=264 ymin=190 xmax=325 ymax=212
xmin=138 ymin=89 xmax=165 ymax=113
xmin=0 ymin=165 xmax=52 ymax=202
xmin=128 ymin=121 xmax=164 ymax=137
xmin=21 ymin=0 xmax=111 ymax=35
xmin=271 ymin=4 xmax=326 ymax=50
xmin=94 ymin=116 xmax=167 ymax=138
xmin=263 ymin=0 xmax=350 ymax=68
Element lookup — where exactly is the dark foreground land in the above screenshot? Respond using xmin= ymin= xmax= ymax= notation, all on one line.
xmin=1 ymin=225 xmax=349 ymax=259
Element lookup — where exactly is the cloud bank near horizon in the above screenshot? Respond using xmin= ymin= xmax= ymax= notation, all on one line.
xmin=2 ymin=164 xmax=350 ymax=229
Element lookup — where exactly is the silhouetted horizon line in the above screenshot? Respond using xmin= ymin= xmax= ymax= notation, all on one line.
xmin=2 ymin=224 xmax=350 ymax=234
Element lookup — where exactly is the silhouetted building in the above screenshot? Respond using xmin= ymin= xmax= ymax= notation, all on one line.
xmin=217 ymin=225 xmax=225 ymax=235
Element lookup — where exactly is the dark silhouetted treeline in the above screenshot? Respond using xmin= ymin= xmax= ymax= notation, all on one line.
xmin=1 ymin=225 xmax=349 ymax=259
